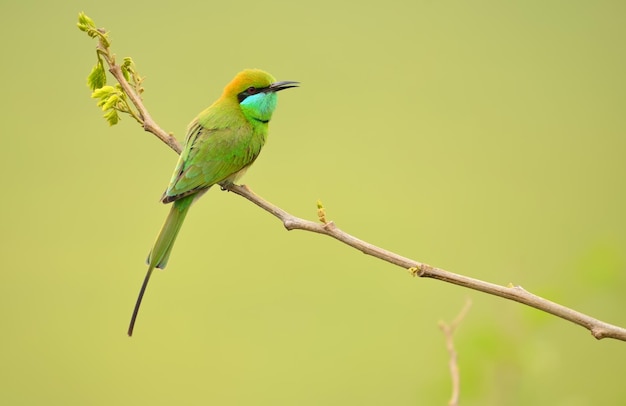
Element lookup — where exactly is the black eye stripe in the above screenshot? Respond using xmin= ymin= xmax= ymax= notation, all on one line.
xmin=237 ymin=86 xmax=265 ymax=103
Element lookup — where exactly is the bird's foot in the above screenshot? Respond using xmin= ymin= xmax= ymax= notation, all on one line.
xmin=218 ymin=181 xmax=234 ymax=191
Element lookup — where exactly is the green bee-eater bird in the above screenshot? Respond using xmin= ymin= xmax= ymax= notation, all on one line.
xmin=127 ymin=69 xmax=298 ymax=336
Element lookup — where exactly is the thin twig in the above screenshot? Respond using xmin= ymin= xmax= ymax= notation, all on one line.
xmin=86 ymin=26 xmax=626 ymax=343
xmin=439 ymin=299 xmax=472 ymax=406
xmin=109 ymin=62 xmax=181 ymax=153
xmin=94 ymin=39 xmax=181 ymax=153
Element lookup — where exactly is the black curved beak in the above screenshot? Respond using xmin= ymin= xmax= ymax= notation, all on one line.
xmin=267 ymin=81 xmax=300 ymax=92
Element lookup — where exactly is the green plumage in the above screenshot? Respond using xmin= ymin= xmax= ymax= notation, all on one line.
xmin=127 ymin=69 xmax=298 ymax=336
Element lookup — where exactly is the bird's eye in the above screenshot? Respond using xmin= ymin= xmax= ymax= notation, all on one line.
xmin=247 ymin=86 xmax=258 ymax=94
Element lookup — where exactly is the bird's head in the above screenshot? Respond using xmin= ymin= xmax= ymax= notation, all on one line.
xmin=222 ymin=69 xmax=298 ymax=123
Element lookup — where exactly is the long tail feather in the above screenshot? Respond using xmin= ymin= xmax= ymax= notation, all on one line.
xmin=127 ymin=265 xmax=155 ymax=336
xmin=127 ymin=195 xmax=194 ymax=336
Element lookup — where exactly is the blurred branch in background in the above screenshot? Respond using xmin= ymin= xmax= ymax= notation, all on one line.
xmin=439 ymin=299 xmax=472 ymax=406
xmin=77 ymin=13 xmax=626 ymax=342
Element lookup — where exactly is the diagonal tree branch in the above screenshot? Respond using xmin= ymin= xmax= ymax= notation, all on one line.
xmin=107 ymin=61 xmax=181 ymax=153
xmin=79 ymin=16 xmax=626 ymax=342
xmin=227 ymin=186 xmax=626 ymax=341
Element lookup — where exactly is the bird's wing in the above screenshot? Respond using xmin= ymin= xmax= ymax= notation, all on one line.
xmin=161 ymin=121 xmax=258 ymax=203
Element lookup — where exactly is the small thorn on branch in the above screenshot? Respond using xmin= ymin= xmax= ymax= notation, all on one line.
xmin=322 ymin=221 xmax=336 ymax=231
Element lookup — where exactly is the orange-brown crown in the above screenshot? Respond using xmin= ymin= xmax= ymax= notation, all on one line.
xmin=222 ymin=69 xmax=276 ymax=99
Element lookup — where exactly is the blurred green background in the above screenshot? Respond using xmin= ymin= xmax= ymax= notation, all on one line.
xmin=1 ymin=0 xmax=625 ymax=404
